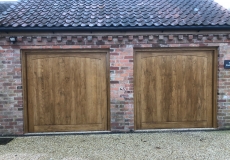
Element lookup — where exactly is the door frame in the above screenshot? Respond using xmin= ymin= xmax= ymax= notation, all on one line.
xmin=21 ymin=49 xmax=111 ymax=133
xmin=134 ymin=47 xmax=218 ymax=130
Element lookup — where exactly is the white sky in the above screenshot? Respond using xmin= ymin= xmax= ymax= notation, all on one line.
xmin=215 ymin=0 xmax=230 ymax=8
xmin=0 ymin=0 xmax=229 ymax=9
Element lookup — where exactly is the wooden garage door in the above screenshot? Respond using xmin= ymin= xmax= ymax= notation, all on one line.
xmin=24 ymin=50 xmax=109 ymax=132
xmin=135 ymin=49 xmax=216 ymax=129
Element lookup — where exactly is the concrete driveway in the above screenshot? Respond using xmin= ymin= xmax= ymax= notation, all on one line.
xmin=0 ymin=131 xmax=230 ymax=160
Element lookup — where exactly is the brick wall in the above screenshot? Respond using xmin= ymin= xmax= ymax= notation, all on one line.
xmin=0 ymin=33 xmax=230 ymax=135
xmin=110 ymin=47 xmax=134 ymax=132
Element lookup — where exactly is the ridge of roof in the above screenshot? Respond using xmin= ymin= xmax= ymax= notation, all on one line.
xmin=0 ymin=0 xmax=230 ymax=29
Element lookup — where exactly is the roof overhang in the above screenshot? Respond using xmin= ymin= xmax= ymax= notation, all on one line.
xmin=0 ymin=25 xmax=230 ymax=32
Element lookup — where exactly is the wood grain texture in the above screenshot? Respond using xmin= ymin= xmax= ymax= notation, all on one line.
xmin=24 ymin=50 xmax=109 ymax=133
xmin=135 ymin=48 xmax=215 ymax=129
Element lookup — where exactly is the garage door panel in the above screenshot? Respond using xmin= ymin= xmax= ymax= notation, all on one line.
xmin=85 ymin=57 xmax=105 ymax=125
xmin=141 ymin=121 xmax=208 ymax=129
xmin=141 ymin=58 xmax=155 ymax=123
xmin=28 ymin=57 xmax=54 ymax=127
xmin=141 ymin=51 xmax=210 ymax=58
xmin=28 ymin=52 xmax=104 ymax=60
xmin=135 ymin=49 xmax=214 ymax=129
xmin=34 ymin=124 xmax=104 ymax=132
xmin=55 ymin=56 xmax=72 ymax=125
xmin=26 ymin=51 xmax=108 ymax=132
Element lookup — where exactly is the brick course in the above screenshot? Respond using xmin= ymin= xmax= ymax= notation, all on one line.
xmin=0 ymin=33 xmax=230 ymax=135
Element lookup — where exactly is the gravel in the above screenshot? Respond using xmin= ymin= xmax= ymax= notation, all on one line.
xmin=0 ymin=131 xmax=230 ymax=160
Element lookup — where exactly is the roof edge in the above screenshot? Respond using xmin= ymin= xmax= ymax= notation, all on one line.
xmin=0 ymin=25 xmax=230 ymax=32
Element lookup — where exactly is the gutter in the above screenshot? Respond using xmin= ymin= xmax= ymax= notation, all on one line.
xmin=0 ymin=25 xmax=230 ymax=32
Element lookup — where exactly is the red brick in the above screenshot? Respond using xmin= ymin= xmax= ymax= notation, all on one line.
xmin=52 ymin=46 xmax=60 ymax=49
xmin=110 ymin=53 xmax=119 ymax=55
xmin=37 ymin=36 xmax=42 ymax=42
xmin=67 ymin=36 xmax=72 ymax=41
xmin=138 ymin=36 xmax=143 ymax=41
xmin=3 ymin=83 xmax=12 ymax=86
xmin=218 ymin=34 xmax=223 ymax=40
xmin=124 ymin=56 xmax=133 ymax=59
xmin=91 ymin=45 xmax=100 ymax=48
xmin=110 ymin=81 xmax=119 ymax=84
xmin=168 ymin=35 xmax=174 ymax=40
xmin=128 ymin=36 xmax=133 ymax=41
xmin=110 ymin=67 xmax=119 ymax=70
xmin=5 ymin=126 xmax=14 ymax=129
xmin=2 ymin=46 xmax=11 ymax=49
xmin=77 ymin=36 xmax=83 ymax=42
xmin=97 ymin=36 xmax=102 ymax=41
xmin=14 ymin=97 xmax=22 ymax=100
xmin=108 ymin=36 xmax=113 ymax=41
xmin=118 ymin=36 xmax=123 ymax=41
xmin=101 ymin=45 xmax=110 ymax=48
xmin=4 ymin=119 xmax=13 ymax=122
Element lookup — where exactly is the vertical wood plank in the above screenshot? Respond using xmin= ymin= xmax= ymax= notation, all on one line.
xmin=161 ymin=56 xmax=167 ymax=122
xmin=27 ymin=55 xmax=35 ymax=132
xmin=44 ymin=58 xmax=53 ymax=125
xmin=36 ymin=58 xmax=45 ymax=125
xmin=150 ymin=57 xmax=157 ymax=122
xmin=176 ymin=55 xmax=183 ymax=122
xmin=96 ymin=58 xmax=102 ymax=124
xmin=156 ymin=56 xmax=162 ymax=123
xmin=185 ymin=56 xmax=193 ymax=121
xmin=54 ymin=57 xmax=61 ymax=125
xmin=75 ymin=57 xmax=82 ymax=125
xmin=85 ymin=58 xmax=93 ymax=124
xmin=165 ymin=56 xmax=173 ymax=122
xmin=70 ymin=57 xmax=76 ymax=125
xmin=58 ymin=57 xmax=65 ymax=124
xmin=181 ymin=55 xmax=187 ymax=122
xmin=206 ymin=52 xmax=213 ymax=127
xmin=196 ymin=56 xmax=203 ymax=121
xmin=65 ymin=57 xmax=71 ymax=124
xmin=100 ymin=54 xmax=108 ymax=129
xmin=141 ymin=58 xmax=151 ymax=123
xmin=192 ymin=56 xmax=197 ymax=121
xmin=169 ymin=56 xmax=177 ymax=122
xmin=202 ymin=55 xmax=208 ymax=121
xmin=81 ymin=58 xmax=87 ymax=124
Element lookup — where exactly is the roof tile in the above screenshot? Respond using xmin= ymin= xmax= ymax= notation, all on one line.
xmin=0 ymin=0 xmax=230 ymax=28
